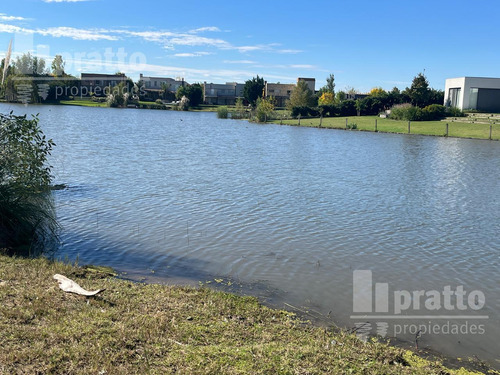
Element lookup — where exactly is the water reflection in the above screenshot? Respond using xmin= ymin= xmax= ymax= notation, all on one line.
xmin=1 ymin=103 xmax=499 ymax=366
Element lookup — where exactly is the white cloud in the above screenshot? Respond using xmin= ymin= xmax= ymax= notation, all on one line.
xmin=188 ymin=26 xmax=221 ymax=33
xmin=37 ymin=27 xmax=118 ymax=41
xmin=168 ymin=35 xmax=229 ymax=48
xmin=0 ymin=14 xmax=26 ymax=21
xmin=174 ymin=52 xmax=212 ymax=57
xmin=0 ymin=23 xmax=33 ymax=34
xmin=0 ymin=19 xmax=302 ymax=58
xmin=277 ymin=49 xmax=303 ymax=54
xmin=0 ymin=23 xmax=117 ymax=41
xmin=290 ymin=64 xmax=316 ymax=69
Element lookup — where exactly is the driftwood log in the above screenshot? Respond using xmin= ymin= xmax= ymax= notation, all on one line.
xmin=53 ymin=274 xmax=105 ymax=296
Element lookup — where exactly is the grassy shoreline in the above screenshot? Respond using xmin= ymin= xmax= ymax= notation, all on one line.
xmin=269 ymin=116 xmax=500 ymax=141
xmin=0 ymin=254 xmax=496 ymax=374
xmin=49 ymin=99 xmax=500 ymax=141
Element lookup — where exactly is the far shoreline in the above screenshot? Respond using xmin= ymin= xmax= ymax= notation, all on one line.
xmin=1 ymin=99 xmax=498 ymax=142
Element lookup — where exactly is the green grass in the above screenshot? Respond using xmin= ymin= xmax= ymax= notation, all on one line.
xmin=0 ymin=254 xmax=495 ymax=374
xmin=272 ymin=116 xmax=500 ymax=140
xmin=59 ymin=99 xmax=107 ymax=108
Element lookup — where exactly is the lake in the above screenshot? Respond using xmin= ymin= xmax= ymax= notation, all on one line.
xmin=2 ymin=103 xmax=499 ymax=366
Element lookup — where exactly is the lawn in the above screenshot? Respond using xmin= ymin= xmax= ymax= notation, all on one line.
xmin=273 ymin=116 xmax=500 ymax=141
xmin=0 ymin=254 xmax=494 ymax=374
xmin=59 ymin=99 xmax=107 ymax=108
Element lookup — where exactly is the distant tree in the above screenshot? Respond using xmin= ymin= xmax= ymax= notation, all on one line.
xmin=429 ymin=88 xmax=444 ymax=106
xmin=387 ymin=87 xmax=402 ymax=107
xmin=318 ymin=92 xmax=335 ymax=106
xmin=51 ymin=55 xmax=65 ymax=77
xmin=14 ymin=53 xmax=46 ymax=76
xmin=187 ymin=83 xmax=203 ymax=106
xmin=369 ymin=87 xmax=386 ymax=97
xmin=286 ymin=80 xmax=315 ymax=110
xmin=255 ymin=96 xmax=275 ymax=122
xmin=407 ymin=73 xmax=431 ymax=108
xmin=318 ymin=73 xmax=335 ymax=96
xmin=176 ymin=83 xmax=203 ymax=107
xmin=345 ymin=86 xmax=359 ymax=97
xmin=335 ymin=91 xmax=346 ymax=102
xmin=243 ymin=75 xmax=265 ymax=106
xmin=176 ymin=85 xmax=187 ymax=100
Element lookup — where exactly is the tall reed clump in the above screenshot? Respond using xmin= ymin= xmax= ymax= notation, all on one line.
xmin=0 ymin=112 xmax=58 ymax=255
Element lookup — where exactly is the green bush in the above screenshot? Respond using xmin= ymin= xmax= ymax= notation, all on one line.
xmin=318 ymin=104 xmax=338 ymax=117
xmin=446 ymin=106 xmax=466 ymax=117
xmin=339 ymin=100 xmax=357 ymax=116
xmin=390 ymin=103 xmax=423 ymax=121
xmin=0 ymin=112 xmax=58 ymax=254
xmin=422 ymin=104 xmax=446 ymax=120
xmin=346 ymin=122 xmax=358 ymax=129
xmin=217 ymin=106 xmax=229 ymax=119
xmin=291 ymin=106 xmax=318 ymax=118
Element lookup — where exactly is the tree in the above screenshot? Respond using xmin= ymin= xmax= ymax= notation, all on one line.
xmin=176 ymin=83 xmax=203 ymax=107
xmin=318 ymin=92 xmax=335 ymax=106
xmin=335 ymin=91 xmax=346 ymax=102
xmin=286 ymin=80 xmax=315 ymax=110
xmin=243 ymin=75 xmax=265 ymax=106
xmin=318 ymin=74 xmax=335 ymax=96
xmin=187 ymin=83 xmax=203 ymax=106
xmin=255 ymin=97 xmax=275 ymax=122
xmin=51 ymin=55 xmax=65 ymax=77
xmin=407 ymin=73 xmax=431 ymax=108
xmin=233 ymin=98 xmax=246 ymax=119
xmin=369 ymin=87 xmax=386 ymax=97
xmin=14 ymin=53 xmax=46 ymax=76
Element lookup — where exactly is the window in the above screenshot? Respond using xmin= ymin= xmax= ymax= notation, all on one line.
xmin=469 ymin=88 xmax=478 ymax=109
xmin=448 ymin=88 xmax=461 ymax=108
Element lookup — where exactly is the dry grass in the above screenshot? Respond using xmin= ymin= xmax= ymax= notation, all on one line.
xmin=0 ymin=254 xmax=495 ymax=374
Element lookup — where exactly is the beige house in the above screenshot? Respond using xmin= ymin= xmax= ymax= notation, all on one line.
xmin=264 ymin=78 xmax=316 ymax=107
xmin=264 ymin=82 xmax=295 ymax=107
xmin=297 ymin=77 xmax=316 ymax=93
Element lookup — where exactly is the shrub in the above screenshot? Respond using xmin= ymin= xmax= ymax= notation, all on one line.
xmin=291 ymin=106 xmax=318 ymax=118
xmin=318 ymin=104 xmax=338 ymax=117
xmin=339 ymin=100 xmax=357 ymax=116
xmin=389 ymin=103 xmax=423 ymax=121
xmin=255 ymin=97 xmax=275 ymax=122
xmin=155 ymin=99 xmax=163 ymax=105
xmin=346 ymin=122 xmax=357 ymax=129
xmin=422 ymin=104 xmax=446 ymax=120
xmin=446 ymin=106 xmax=466 ymax=117
xmin=0 ymin=112 xmax=58 ymax=254
xmin=178 ymin=96 xmax=190 ymax=111
xmin=217 ymin=106 xmax=229 ymax=119
xmin=231 ymin=98 xmax=247 ymax=119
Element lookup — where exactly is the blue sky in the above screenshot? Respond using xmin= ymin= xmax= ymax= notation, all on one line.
xmin=0 ymin=0 xmax=499 ymax=92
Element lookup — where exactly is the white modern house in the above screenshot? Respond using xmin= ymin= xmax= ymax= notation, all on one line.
xmin=444 ymin=77 xmax=500 ymax=112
